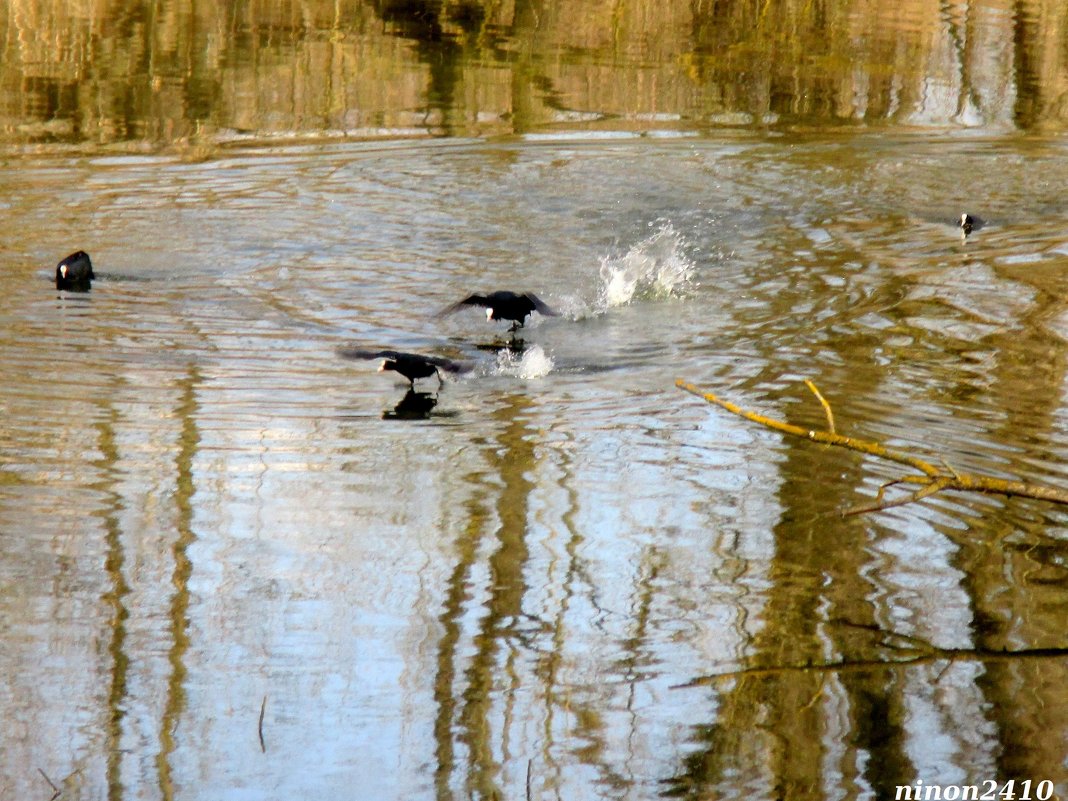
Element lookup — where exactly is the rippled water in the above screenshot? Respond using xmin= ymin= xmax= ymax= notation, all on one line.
xmin=4 ymin=133 xmax=1068 ymax=800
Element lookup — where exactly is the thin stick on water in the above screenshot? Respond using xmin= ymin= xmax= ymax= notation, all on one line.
xmin=804 ymin=379 xmax=835 ymax=434
xmin=258 ymin=695 xmax=267 ymax=753
xmin=38 ymin=768 xmax=60 ymax=800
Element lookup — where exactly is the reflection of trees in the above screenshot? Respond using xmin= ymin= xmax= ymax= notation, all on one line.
xmin=97 ymin=397 xmax=131 ymax=801
xmin=3 ymin=0 xmax=1068 ymax=142
xmin=372 ymin=0 xmax=464 ymax=133
xmin=666 ymin=156 xmax=1068 ymax=795
xmin=687 ymin=0 xmax=1064 ymax=127
xmin=967 ymin=293 xmax=1068 ymax=779
xmin=156 ymin=364 xmax=201 ymax=801
xmin=433 ymin=393 xmax=536 ymax=800
xmin=431 ymin=392 xmax=667 ymax=798
xmin=667 ymin=343 xmax=913 ymax=796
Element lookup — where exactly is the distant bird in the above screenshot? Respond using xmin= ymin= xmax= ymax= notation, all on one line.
xmin=440 ymin=291 xmax=559 ymax=333
xmin=958 ymin=213 xmax=985 ymax=236
xmin=338 ymin=348 xmax=469 ymax=388
xmin=55 ymin=250 xmax=94 ymax=291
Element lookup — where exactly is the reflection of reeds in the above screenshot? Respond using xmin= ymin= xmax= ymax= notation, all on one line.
xmin=1 ymin=0 xmax=1067 ymax=144
xmin=156 ymin=363 xmax=201 ymax=801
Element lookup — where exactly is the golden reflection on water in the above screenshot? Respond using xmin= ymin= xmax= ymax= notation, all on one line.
xmin=97 ymin=399 xmax=129 ymax=801
xmin=157 ymin=364 xmax=200 ymax=801
xmin=2 ymin=0 xmax=1068 ymax=146
xmin=6 ymin=14 xmax=1068 ymax=797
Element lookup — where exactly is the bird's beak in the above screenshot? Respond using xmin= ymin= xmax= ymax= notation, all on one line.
xmin=485 ymin=308 xmax=494 ymax=321
xmin=378 ymin=361 xmax=387 ymax=371
xmin=59 ymin=265 xmax=67 ymax=278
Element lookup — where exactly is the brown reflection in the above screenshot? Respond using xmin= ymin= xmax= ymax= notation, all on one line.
xmin=767 ymin=381 xmax=912 ymax=796
xmin=962 ymin=278 xmax=1068 ymax=779
xmin=668 ymin=400 xmax=917 ymax=789
xmin=667 ymin=179 xmax=939 ymax=795
xmin=4 ymin=0 xmax=1068 ymax=145
xmin=853 ymin=255 xmax=1068 ymax=784
xmin=432 ymin=493 xmax=481 ymax=798
xmin=532 ymin=429 xmax=594 ymax=793
xmin=95 ymin=400 xmax=130 ymax=801
xmin=666 ymin=468 xmax=913 ymax=795
xmin=669 ymin=194 xmax=1068 ymax=795
xmin=433 ymin=393 xmax=535 ymax=800
xmin=371 ymin=0 xmax=472 ymax=135
xmin=155 ymin=364 xmax=201 ymax=801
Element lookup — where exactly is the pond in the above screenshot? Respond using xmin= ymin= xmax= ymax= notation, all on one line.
xmin=3 ymin=2 xmax=1068 ymax=800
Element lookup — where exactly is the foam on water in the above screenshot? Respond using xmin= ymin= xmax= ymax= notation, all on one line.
xmin=494 ymin=344 xmax=554 ymax=379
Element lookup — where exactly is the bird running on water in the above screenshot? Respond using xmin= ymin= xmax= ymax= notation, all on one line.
xmin=338 ymin=348 xmax=470 ymax=388
xmin=439 ymin=290 xmax=559 ymax=333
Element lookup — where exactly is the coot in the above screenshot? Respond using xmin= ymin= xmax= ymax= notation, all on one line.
xmin=958 ymin=213 xmax=985 ymax=236
xmin=338 ymin=348 xmax=469 ymax=388
xmin=440 ymin=291 xmax=559 ymax=332
xmin=55 ymin=251 xmax=94 ymax=291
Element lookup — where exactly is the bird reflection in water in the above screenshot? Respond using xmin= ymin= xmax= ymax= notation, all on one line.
xmin=475 ymin=337 xmax=526 ymax=354
xmin=383 ymin=389 xmax=438 ymax=420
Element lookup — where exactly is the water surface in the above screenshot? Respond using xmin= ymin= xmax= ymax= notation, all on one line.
xmin=4 ymin=1 xmax=1068 ymax=800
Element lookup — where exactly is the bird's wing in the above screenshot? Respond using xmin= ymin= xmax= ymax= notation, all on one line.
xmin=524 ymin=293 xmax=560 ymax=316
xmin=337 ymin=347 xmax=403 ymax=361
xmin=438 ymin=294 xmax=489 ymax=316
xmin=422 ymin=354 xmax=472 ymax=374
xmin=338 ymin=348 xmax=470 ymax=373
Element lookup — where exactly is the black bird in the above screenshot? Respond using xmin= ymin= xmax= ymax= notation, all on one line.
xmin=55 ymin=250 xmax=94 ymax=291
xmin=958 ymin=213 xmax=985 ymax=236
xmin=440 ymin=290 xmax=559 ymax=333
xmin=338 ymin=348 xmax=469 ymax=388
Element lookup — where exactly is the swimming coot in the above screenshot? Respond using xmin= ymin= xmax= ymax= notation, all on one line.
xmin=338 ymin=348 xmax=470 ymax=388
xmin=55 ymin=250 xmax=94 ymax=291
xmin=958 ymin=213 xmax=985 ymax=236
xmin=439 ymin=291 xmax=559 ymax=333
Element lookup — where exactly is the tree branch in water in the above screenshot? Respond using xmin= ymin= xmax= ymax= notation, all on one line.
xmin=673 ymin=644 xmax=1068 ymax=689
xmin=675 ymin=379 xmax=1068 ymax=513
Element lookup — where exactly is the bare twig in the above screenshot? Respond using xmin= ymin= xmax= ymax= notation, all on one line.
xmin=37 ymin=768 xmax=60 ymax=801
xmin=940 ymin=457 xmax=963 ymax=481
xmin=676 ymin=379 xmax=1068 ymax=512
xmin=674 ymin=644 xmax=1068 ymax=689
xmin=845 ymin=477 xmax=953 ymax=516
xmin=804 ymin=380 xmax=835 ymax=434
xmin=258 ymin=695 xmax=267 ymax=753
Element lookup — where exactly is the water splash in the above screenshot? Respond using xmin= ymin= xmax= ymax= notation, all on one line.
xmin=494 ymin=344 xmax=554 ymax=379
xmin=599 ymin=223 xmax=694 ymax=308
